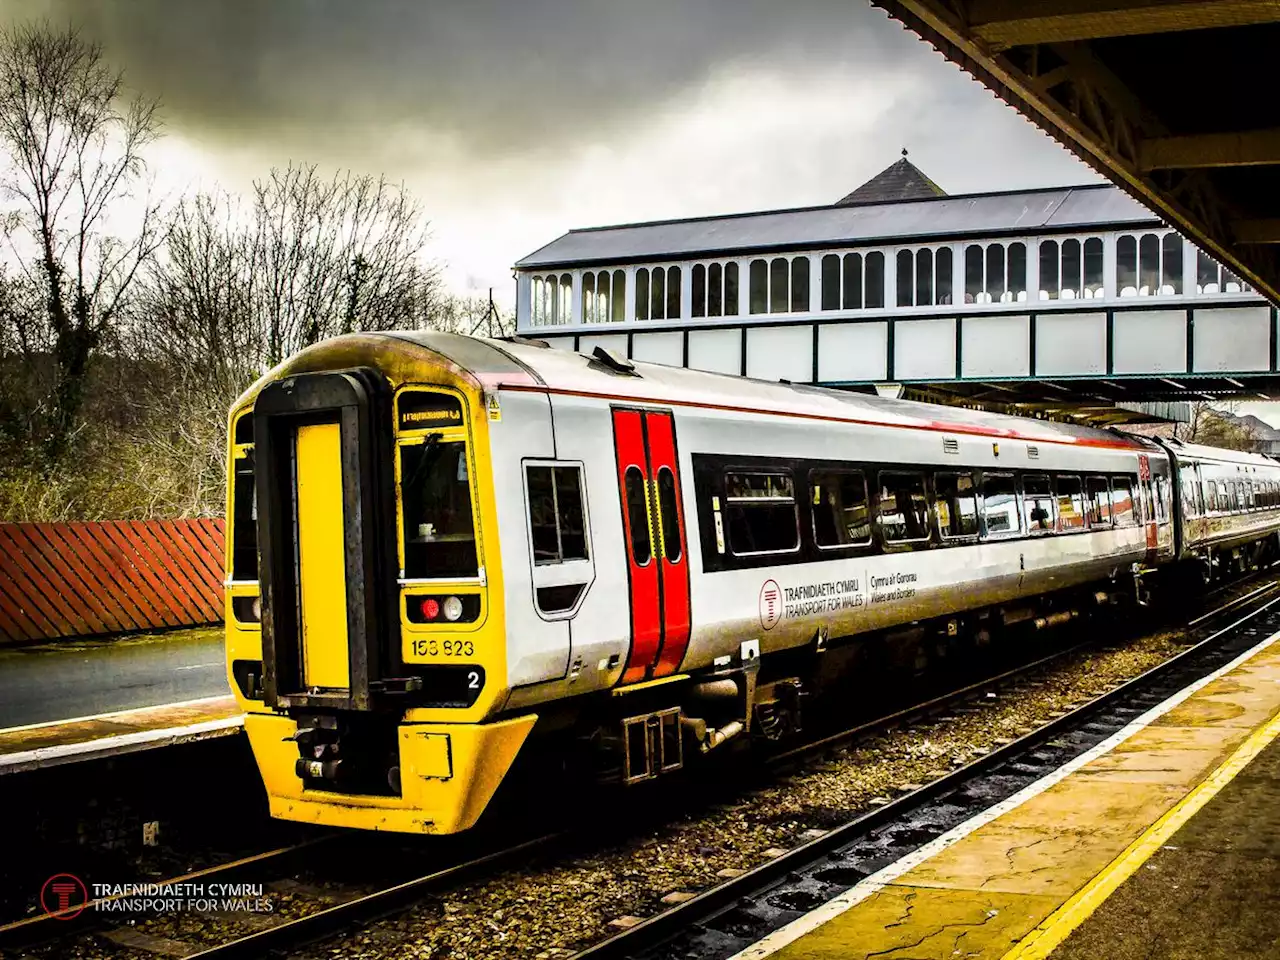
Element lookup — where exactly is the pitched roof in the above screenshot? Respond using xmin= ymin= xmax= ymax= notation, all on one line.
xmin=836 ymin=156 xmax=947 ymax=205
xmin=514 ymin=183 xmax=1158 ymax=270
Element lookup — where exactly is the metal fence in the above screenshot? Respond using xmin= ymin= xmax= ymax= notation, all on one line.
xmin=0 ymin=520 xmax=226 ymax=643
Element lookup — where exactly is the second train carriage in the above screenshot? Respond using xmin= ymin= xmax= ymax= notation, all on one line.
xmin=224 ymin=332 xmax=1280 ymax=835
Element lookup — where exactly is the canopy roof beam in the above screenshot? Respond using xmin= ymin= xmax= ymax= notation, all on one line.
xmin=1140 ymin=128 xmax=1280 ymax=171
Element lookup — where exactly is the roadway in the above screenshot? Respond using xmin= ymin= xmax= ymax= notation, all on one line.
xmin=0 ymin=627 xmax=230 ymax=729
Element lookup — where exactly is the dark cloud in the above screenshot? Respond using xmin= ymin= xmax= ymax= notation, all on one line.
xmin=8 ymin=0 xmax=921 ymax=152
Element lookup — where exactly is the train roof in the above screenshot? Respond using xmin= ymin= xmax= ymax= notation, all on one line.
xmin=383 ymin=331 xmax=1157 ymax=454
xmin=1164 ymin=439 xmax=1279 ymax=469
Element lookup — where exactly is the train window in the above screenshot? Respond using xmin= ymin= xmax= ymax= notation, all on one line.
xmin=980 ymin=473 xmax=1020 ymax=538
xmin=1056 ymin=475 xmax=1086 ymax=531
xmin=656 ymin=467 xmax=681 ymax=562
xmin=1086 ymin=476 xmax=1112 ymax=526
xmin=877 ymin=472 xmax=930 ymax=543
xmin=1023 ymin=475 xmax=1056 ymax=534
xmin=811 ymin=470 xmax=872 ymax=548
xmin=231 ymin=451 xmax=258 ymax=580
xmin=400 ymin=441 xmax=478 ymax=579
xmin=1205 ymin=480 xmax=1218 ymax=512
xmin=725 ymin=472 xmax=799 ymax=555
xmin=525 ymin=465 xmax=588 ymax=564
xmin=624 ymin=467 xmax=652 ymax=565
xmin=1154 ymin=475 xmax=1169 ymax=522
xmin=1111 ymin=478 xmax=1135 ymax=526
xmin=1181 ymin=478 xmax=1200 ymax=518
xmin=935 ymin=472 xmax=979 ymax=538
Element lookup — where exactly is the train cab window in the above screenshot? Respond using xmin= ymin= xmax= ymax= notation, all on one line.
xmin=981 ymin=473 xmax=1020 ymax=538
xmin=525 ymin=465 xmax=588 ymax=564
xmin=877 ymin=472 xmax=930 ymax=543
xmin=400 ymin=440 xmax=478 ymax=579
xmin=1111 ymin=478 xmax=1136 ymax=526
xmin=1023 ymin=475 xmax=1056 ymax=534
xmin=231 ymin=448 xmax=258 ymax=581
xmin=624 ymin=467 xmax=652 ymax=564
xmin=1056 ymin=475 xmax=1086 ymax=531
xmin=811 ymin=470 xmax=872 ymax=548
xmin=725 ymin=472 xmax=799 ymax=555
xmin=1086 ymin=476 xmax=1112 ymax=526
xmin=935 ymin=472 xmax=979 ymax=538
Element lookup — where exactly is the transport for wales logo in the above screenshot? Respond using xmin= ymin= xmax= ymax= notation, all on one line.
xmin=759 ymin=579 xmax=781 ymax=630
xmin=40 ymin=873 xmax=88 ymax=919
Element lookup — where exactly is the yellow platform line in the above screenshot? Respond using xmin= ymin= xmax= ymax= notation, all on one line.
xmin=1002 ymin=705 xmax=1280 ymax=960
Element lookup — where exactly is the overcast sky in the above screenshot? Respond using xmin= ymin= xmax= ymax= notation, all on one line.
xmin=7 ymin=0 xmax=1276 ymax=425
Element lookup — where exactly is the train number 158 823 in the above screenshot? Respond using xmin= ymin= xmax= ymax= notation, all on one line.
xmin=411 ymin=639 xmax=475 ymax=658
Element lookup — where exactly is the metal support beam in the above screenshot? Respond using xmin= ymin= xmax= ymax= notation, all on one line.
xmin=970 ymin=0 xmax=1280 ymax=49
xmin=1139 ymin=128 xmax=1280 ymax=171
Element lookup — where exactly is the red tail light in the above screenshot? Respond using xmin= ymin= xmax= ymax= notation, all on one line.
xmin=419 ymin=597 xmax=441 ymax=621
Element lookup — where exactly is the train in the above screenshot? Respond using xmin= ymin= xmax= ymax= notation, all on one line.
xmin=223 ymin=331 xmax=1280 ymax=834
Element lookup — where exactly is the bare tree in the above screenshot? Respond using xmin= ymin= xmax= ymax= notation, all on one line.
xmin=0 ymin=21 xmax=164 ymax=464
xmin=1179 ymin=400 xmax=1257 ymax=452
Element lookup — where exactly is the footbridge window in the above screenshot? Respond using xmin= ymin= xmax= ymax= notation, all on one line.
xmin=635 ymin=266 xmax=682 ymax=321
xmin=1117 ymin=232 xmax=1183 ymax=297
xmin=581 ymin=270 xmax=626 ymax=324
xmin=1196 ymin=250 xmax=1250 ymax=295
xmin=896 ymin=247 xmax=952 ymax=307
xmin=692 ymin=261 xmax=740 ymax=318
xmin=749 ymin=256 xmax=811 ymax=315
xmin=1039 ymin=237 xmax=1104 ymax=300
xmin=531 ymin=273 xmax=573 ymax=326
xmin=820 ymin=251 xmax=886 ymax=311
xmin=965 ymin=242 xmax=1027 ymax=304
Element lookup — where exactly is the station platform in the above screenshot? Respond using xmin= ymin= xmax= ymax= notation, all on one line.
xmin=734 ymin=630 xmax=1280 ymax=960
xmin=0 ymin=625 xmax=230 ymax=728
xmin=0 ymin=695 xmax=243 ymax=775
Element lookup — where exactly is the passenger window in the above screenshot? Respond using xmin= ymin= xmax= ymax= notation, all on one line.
xmin=1205 ymin=480 xmax=1218 ymax=512
xmin=935 ymin=472 xmax=979 ymax=538
xmin=1087 ymin=476 xmax=1111 ymax=525
xmin=1111 ymin=478 xmax=1135 ymax=526
xmin=624 ymin=466 xmax=652 ymax=565
xmin=878 ymin=472 xmax=929 ymax=543
xmin=1056 ymin=475 xmax=1086 ymax=531
xmin=525 ymin=464 xmax=588 ymax=564
xmin=400 ymin=440 xmax=479 ymax=579
xmin=812 ymin=470 xmax=872 ymax=548
xmin=656 ymin=467 xmax=681 ymax=562
xmin=981 ymin=473 xmax=1020 ymax=537
xmin=1023 ymin=475 xmax=1056 ymax=533
xmin=725 ymin=472 xmax=798 ymax=555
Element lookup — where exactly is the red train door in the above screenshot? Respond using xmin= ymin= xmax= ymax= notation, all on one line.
xmin=612 ymin=409 xmax=691 ymax=684
xmin=1138 ymin=454 xmax=1158 ymax=557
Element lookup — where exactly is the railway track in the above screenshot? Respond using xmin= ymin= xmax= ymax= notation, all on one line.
xmin=6 ymin=574 xmax=1277 ymax=960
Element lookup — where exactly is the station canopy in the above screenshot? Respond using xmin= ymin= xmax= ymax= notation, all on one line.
xmin=871 ymin=0 xmax=1280 ymax=307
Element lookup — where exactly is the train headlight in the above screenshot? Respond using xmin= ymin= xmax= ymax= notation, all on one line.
xmin=251 ymin=596 xmax=261 ymax=621
xmin=420 ymin=597 xmax=441 ymax=621
xmin=443 ymin=596 xmax=464 ymax=622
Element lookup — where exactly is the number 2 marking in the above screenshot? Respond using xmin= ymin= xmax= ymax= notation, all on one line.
xmin=467 ymin=671 xmax=480 ymax=689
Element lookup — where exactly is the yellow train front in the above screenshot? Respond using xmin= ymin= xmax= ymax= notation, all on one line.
xmin=225 ymin=332 xmax=534 ymax=834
